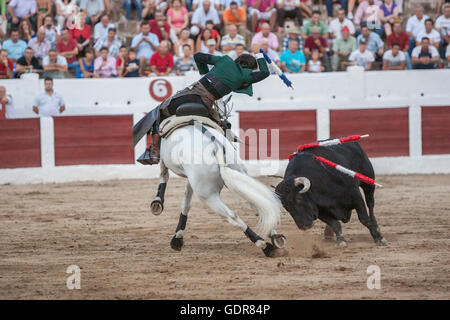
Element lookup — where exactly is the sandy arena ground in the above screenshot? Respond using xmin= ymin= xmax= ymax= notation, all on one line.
xmin=0 ymin=174 xmax=449 ymax=299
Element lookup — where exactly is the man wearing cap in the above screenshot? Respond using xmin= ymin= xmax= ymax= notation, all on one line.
xmin=332 ymin=26 xmax=357 ymax=71
xmin=206 ymin=38 xmax=222 ymax=57
xmin=349 ymin=38 xmax=374 ymax=70
xmin=133 ymin=48 xmax=270 ymax=164
xmin=357 ymin=25 xmax=384 ymax=60
xmin=328 ymin=8 xmax=355 ymax=40
xmin=281 ymin=27 xmax=304 ymax=52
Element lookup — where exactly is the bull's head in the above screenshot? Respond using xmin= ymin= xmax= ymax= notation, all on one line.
xmin=275 ymin=177 xmax=318 ymax=230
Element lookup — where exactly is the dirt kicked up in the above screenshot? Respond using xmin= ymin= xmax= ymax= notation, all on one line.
xmin=0 ymin=174 xmax=449 ymax=299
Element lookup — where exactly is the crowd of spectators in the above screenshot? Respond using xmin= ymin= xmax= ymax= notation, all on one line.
xmin=0 ymin=0 xmax=449 ymax=81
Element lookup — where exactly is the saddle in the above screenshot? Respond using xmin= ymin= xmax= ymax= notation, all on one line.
xmin=159 ymin=103 xmax=224 ymax=138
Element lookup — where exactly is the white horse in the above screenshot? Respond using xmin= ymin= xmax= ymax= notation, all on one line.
xmin=150 ymin=117 xmax=286 ymax=257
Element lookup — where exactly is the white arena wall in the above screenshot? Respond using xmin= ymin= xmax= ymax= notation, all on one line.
xmin=0 ymin=68 xmax=449 ymax=185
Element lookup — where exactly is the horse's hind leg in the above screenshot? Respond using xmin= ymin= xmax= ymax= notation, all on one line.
xmin=203 ymin=193 xmax=276 ymax=257
xmin=170 ymin=182 xmax=193 ymax=251
xmin=151 ymin=161 xmax=169 ymax=215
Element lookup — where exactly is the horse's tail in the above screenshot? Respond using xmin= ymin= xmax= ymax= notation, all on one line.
xmin=214 ymin=138 xmax=281 ymax=238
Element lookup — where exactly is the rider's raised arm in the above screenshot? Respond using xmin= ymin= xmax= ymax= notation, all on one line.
xmin=194 ymin=53 xmax=222 ymax=75
xmin=250 ymin=53 xmax=270 ymax=84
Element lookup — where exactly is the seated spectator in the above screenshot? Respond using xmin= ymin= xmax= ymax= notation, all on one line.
xmin=205 ymin=20 xmax=221 ymax=45
xmin=328 ymin=8 xmax=355 ymax=40
xmin=7 ymin=0 xmax=37 ymax=29
xmin=354 ymin=0 xmax=383 ymax=37
xmin=94 ymin=15 xmax=115 ymax=41
xmin=15 ymin=47 xmax=42 ymax=77
xmin=80 ymin=0 xmax=105 ymax=25
xmin=383 ymin=42 xmax=406 ymax=70
xmin=28 ymin=28 xmax=51 ymax=62
xmin=416 ymin=19 xmax=441 ymax=49
xmin=248 ymin=0 xmax=277 ymax=32
xmin=56 ymin=0 xmax=78 ymax=31
xmin=0 ymin=49 xmax=13 ymax=79
xmin=123 ymin=48 xmax=141 ymax=77
xmin=36 ymin=0 xmax=52 ymax=30
xmin=302 ymin=10 xmax=327 ymax=38
xmin=42 ymin=16 xmax=59 ymax=49
xmin=175 ymin=44 xmax=197 ymax=75
xmin=76 ymin=48 xmax=96 ymax=78
xmin=349 ymin=39 xmax=374 ymax=70
xmin=150 ymin=40 xmax=174 ymax=76
xmin=277 ymin=0 xmax=302 ymax=31
xmin=436 ymin=4 xmax=450 ymax=60
xmin=32 ymin=77 xmax=66 ymax=117
xmin=331 ymin=26 xmax=357 ymax=71
xmin=142 ymin=0 xmax=157 ymax=20
xmin=387 ymin=22 xmax=409 ymax=52
xmin=223 ymin=1 xmax=246 ymax=30
xmin=357 ymin=25 xmax=384 ymax=60
xmin=94 ymin=27 xmax=122 ymax=57
xmin=191 ymin=0 xmax=221 ymax=31
xmin=57 ymin=28 xmax=79 ymax=69
xmin=324 ymin=0 xmax=347 ymax=19
xmin=280 ymin=38 xmax=306 ymax=73
xmin=258 ymin=38 xmax=280 ymax=73
xmin=411 ymin=37 xmax=440 ymax=69
xmin=69 ymin=12 xmax=92 ymax=56
xmin=235 ymin=43 xmax=247 ymax=57
xmin=124 ymin=0 xmax=143 ymax=20
xmin=307 ymin=49 xmax=324 ymax=72
xmin=18 ymin=19 xmax=35 ymax=43
xmin=149 ymin=9 xmax=171 ymax=42
xmin=205 ymin=38 xmax=222 ymax=56
xmin=251 ymin=23 xmax=279 ymax=51
xmin=193 ymin=0 xmax=221 ymax=11
xmin=43 ymin=48 xmax=68 ymax=78
xmin=94 ymin=46 xmax=117 ymax=77
xmin=0 ymin=86 xmax=15 ymax=118
xmin=221 ymin=24 xmax=245 ymax=58
xmin=3 ymin=29 xmax=27 ymax=62
xmin=196 ymin=28 xmax=214 ymax=53
xmin=174 ymin=28 xmax=195 ymax=58
xmin=379 ymin=0 xmax=398 ymax=36
xmin=281 ymin=27 xmax=303 ymax=52
xmin=167 ymin=0 xmax=189 ymax=35
xmin=304 ymin=26 xmax=326 ymax=57
xmin=406 ymin=5 xmax=429 ymax=55
xmin=116 ymin=45 xmax=129 ymax=77
xmin=131 ymin=21 xmax=160 ymax=75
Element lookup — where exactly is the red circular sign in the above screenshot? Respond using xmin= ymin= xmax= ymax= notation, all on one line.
xmin=149 ymin=79 xmax=172 ymax=102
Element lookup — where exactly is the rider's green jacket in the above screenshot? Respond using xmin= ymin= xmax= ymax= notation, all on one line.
xmin=194 ymin=52 xmax=270 ymax=97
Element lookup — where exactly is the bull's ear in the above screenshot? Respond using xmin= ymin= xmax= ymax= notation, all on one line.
xmin=294 ymin=177 xmax=311 ymax=194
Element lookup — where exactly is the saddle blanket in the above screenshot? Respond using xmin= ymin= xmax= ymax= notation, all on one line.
xmin=159 ymin=115 xmax=224 ymax=138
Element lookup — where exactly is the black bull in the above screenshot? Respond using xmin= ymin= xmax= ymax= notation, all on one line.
xmin=275 ymin=142 xmax=387 ymax=246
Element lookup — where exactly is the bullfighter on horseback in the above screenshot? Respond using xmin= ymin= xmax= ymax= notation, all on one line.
xmin=133 ymin=49 xmax=270 ymax=165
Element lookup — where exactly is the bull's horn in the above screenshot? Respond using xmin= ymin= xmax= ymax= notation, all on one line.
xmin=294 ymin=177 xmax=311 ymax=193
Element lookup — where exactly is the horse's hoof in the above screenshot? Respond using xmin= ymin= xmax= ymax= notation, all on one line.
xmin=376 ymin=238 xmax=388 ymax=246
xmin=262 ymin=242 xmax=275 ymax=257
xmin=150 ymin=198 xmax=164 ymax=215
xmin=170 ymin=236 xmax=183 ymax=251
xmin=271 ymin=234 xmax=287 ymax=249
xmin=337 ymin=240 xmax=347 ymax=248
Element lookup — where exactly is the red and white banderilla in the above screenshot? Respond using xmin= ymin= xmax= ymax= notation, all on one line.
xmin=297 ymin=134 xmax=369 ymax=151
xmin=314 ymin=156 xmax=383 ymax=188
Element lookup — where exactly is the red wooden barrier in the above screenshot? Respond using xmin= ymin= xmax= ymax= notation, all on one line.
xmin=54 ymin=115 xmax=134 ymax=166
xmin=330 ymin=108 xmax=409 ymax=157
xmin=422 ymin=106 xmax=450 ymax=155
xmin=239 ymin=110 xmax=317 ymax=160
xmin=0 ymin=118 xmax=41 ymax=169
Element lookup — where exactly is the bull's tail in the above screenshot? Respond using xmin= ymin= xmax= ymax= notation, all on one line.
xmin=214 ymin=139 xmax=281 ymax=238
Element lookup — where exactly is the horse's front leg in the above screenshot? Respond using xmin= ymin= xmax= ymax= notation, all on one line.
xmin=151 ymin=161 xmax=169 ymax=215
xmin=170 ymin=182 xmax=193 ymax=251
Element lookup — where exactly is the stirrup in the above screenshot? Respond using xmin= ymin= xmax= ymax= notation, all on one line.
xmin=137 ymin=148 xmax=160 ymax=165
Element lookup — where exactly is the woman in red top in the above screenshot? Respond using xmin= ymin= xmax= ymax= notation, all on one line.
xmin=69 ymin=12 xmax=92 ymax=56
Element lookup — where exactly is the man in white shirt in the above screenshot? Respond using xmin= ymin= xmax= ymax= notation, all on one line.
xmin=416 ymin=19 xmax=441 ymax=48
xmin=191 ymin=0 xmax=220 ymax=29
xmin=193 ymin=0 xmax=221 ymax=11
xmin=406 ymin=5 xmax=430 ymax=54
xmin=80 ymin=0 xmax=105 ymax=25
xmin=411 ymin=37 xmax=440 ymax=69
xmin=0 ymin=86 xmax=14 ymax=118
xmin=328 ymin=8 xmax=355 ymax=40
xmin=436 ymin=4 xmax=450 ymax=59
xmin=383 ymin=42 xmax=406 ymax=70
xmin=32 ymin=78 xmax=66 ymax=117
xmin=94 ymin=15 xmax=115 ymax=41
xmin=349 ymin=39 xmax=374 ymax=70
